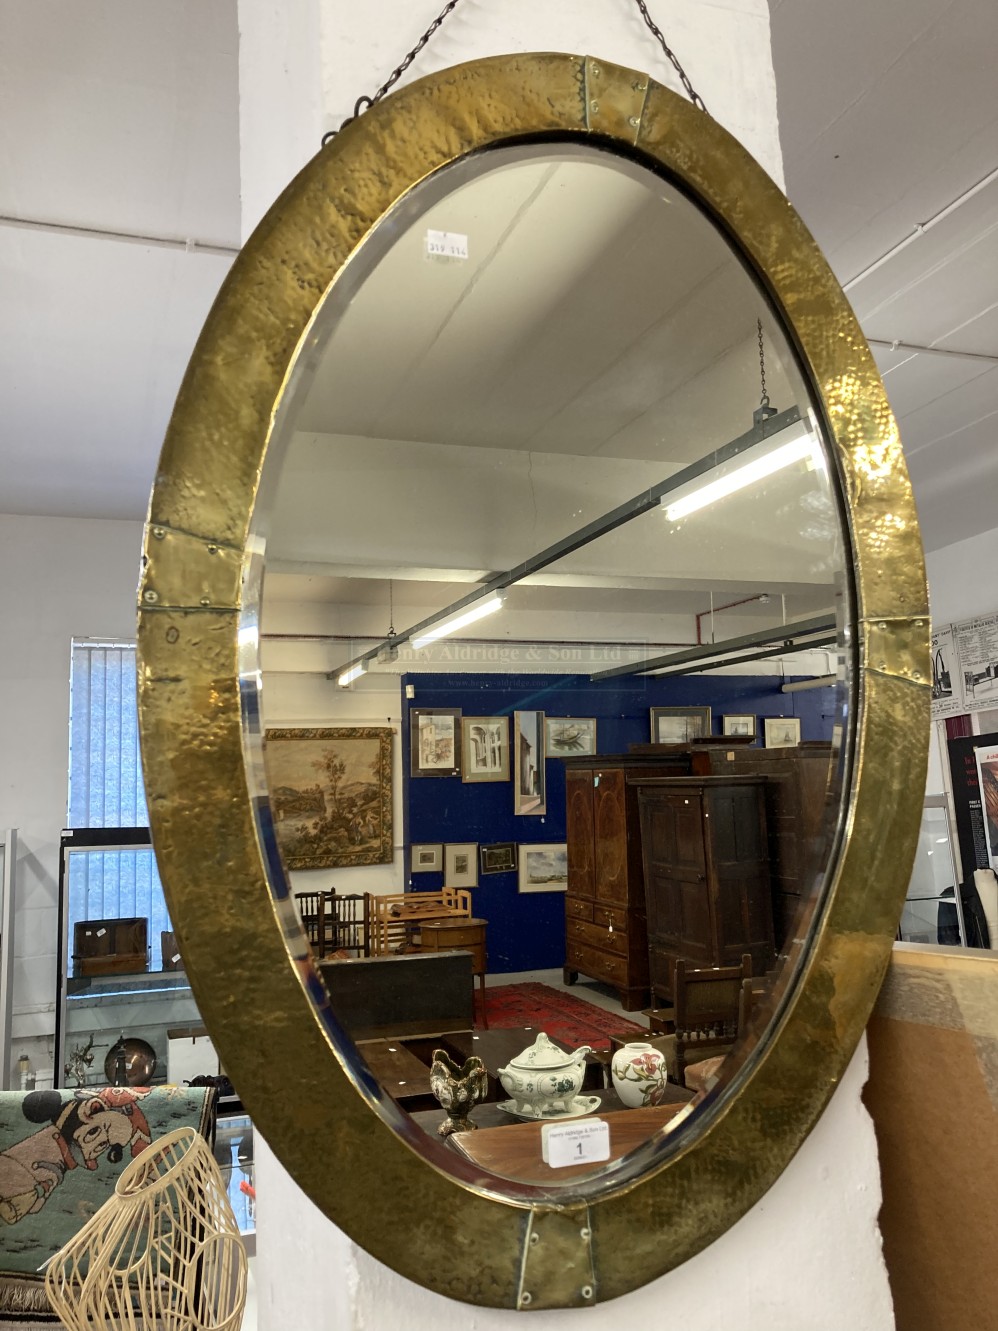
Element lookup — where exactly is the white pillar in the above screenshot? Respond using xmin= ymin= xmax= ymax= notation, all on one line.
xmin=238 ymin=3 xmax=892 ymax=1325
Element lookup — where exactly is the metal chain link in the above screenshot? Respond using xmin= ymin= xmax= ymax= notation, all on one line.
xmin=321 ymin=0 xmax=707 ymax=148
xmin=757 ymin=318 xmax=770 ymax=409
xmin=322 ymin=0 xmax=467 ymax=144
xmin=631 ymin=0 xmax=708 ymax=114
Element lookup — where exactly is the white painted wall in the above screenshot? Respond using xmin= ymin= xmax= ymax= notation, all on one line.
xmin=237 ymin=2 xmax=894 ymax=1326
xmin=0 ymin=513 xmax=144 ymax=1075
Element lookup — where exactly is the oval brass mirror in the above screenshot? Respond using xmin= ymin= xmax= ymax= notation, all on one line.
xmin=137 ymin=53 xmax=929 ymax=1309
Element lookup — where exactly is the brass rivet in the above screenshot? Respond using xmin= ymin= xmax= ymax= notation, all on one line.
xmin=520 ymin=1292 xmax=532 ymax=1307
xmin=165 ymin=627 xmax=179 ymax=644
xmin=591 ymin=65 xmax=601 ymax=76
xmin=143 ymin=589 xmax=159 ymax=604
xmin=207 ymin=543 xmax=219 ymax=555
xmin=590 ymin=100 xmax=599 ymax=112
xmin=152 ymin=527 xmax=166 ymax=540
xmin=633 ymin=81 xmax=646 ymax=91
xmin=879 ymin=661 xmax=887 ymax=670
xmin=912 ymin=670 xmax=922 ymax=680
xmin=529 ymin=1233 xmax=539 ymax=1246
xmin=580 ymin=1226 xmax=590 ymax=1239
xmin=878 ymin=621 xmax=887 ymax=630
xmin=628 ymin=116 xmax=639 ymax=127
xmin=581 ymin=1285 xmax=594 ymax=1300
xmin=200 ymin=596 xmax=211 ymax=607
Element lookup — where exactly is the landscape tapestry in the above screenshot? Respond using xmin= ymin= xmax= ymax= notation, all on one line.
xmin=264 ymin=727 xmax=393 ymax=869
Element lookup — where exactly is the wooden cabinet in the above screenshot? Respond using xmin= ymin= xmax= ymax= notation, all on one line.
xmin=562 ymin=754 xmax=690 ymax=1010
xmin=691 ymin=743 xmax=834 ymax=946
xmin=633 ymin=776 xmax=775 ymax=1004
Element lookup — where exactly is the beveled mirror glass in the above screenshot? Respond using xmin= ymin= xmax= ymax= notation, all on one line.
xmin=138 ymin=54 xmax=929 ymax=1308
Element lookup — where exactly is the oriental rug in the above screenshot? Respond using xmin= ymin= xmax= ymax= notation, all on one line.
xmin=482 ymin=982 xmax=644 ymax=1052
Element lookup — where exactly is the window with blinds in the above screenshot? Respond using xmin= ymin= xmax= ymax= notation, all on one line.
xmin=68 ymin=640 xmax=148 ymax=828
xmin=67 ymin=641 xmax=172 ymax=969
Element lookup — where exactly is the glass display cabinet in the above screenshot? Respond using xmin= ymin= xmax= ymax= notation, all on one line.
xmin=55 ymin=828 xmax=207 ymax=1089
xmin=899 ymin=797 xmax=966 ymax=946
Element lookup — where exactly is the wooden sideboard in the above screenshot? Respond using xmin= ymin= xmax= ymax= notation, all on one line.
xmin=561 ymin=753 xmax=691 ymax=1010
xmin=632 ymin=775 xmax=776 ymax=1005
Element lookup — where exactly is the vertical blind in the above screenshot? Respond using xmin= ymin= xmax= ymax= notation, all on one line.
xmin=67 ymin=641 xmax=171 ymax=970
xmin=68 ymin=641 xmax=148 ymax=828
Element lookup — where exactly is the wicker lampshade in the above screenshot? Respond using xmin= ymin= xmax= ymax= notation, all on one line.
xmin=45 ymin=1126 xmax=247 ymax=1331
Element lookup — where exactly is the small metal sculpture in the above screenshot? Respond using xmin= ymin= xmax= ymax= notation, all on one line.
xmin=63 ymin=1034 xmax=94 ymax=1089
xmin=429 ymin=1049 xmax=488 ymax=1137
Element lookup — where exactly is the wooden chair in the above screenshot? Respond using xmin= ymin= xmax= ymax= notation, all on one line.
xmin=325 ymin=892 xmax=371 ymax=957
xmin=672 ymin=954 xmax=753 ymax=1086
xmin=294 ymin=890 xmax=340 ymax=958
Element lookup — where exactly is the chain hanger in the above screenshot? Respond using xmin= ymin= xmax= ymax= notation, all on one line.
xmin=321 ymin=0 xmax=707 ymax=146
xmin=754 ymin=317 xmax=777 ymax=425
xmin=757 ymin=318 xmax=769 ymax=410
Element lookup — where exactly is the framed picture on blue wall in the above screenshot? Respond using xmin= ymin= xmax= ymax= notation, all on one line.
xmin=650 ymin=706 xmax=711 ymax=744
xmin=411 ymin=843 xmax=443 ymax=873
xmin=461 ymin=716 xmax=509 ymax=782
xmin=444 ymin=842 xmax=478 ymax=889
xmin=514 ymin=711 xmax=546 ymax=815
xmin=722 ymin=714 xmax=757 ymax=739
xmin=545 ymin=717 xmax=597 ymax=757
xmin=764 ymin=717 xmax=801 ymax=749
xmin=518 ymin=844 xmax=568 ymax=893
xmin=410 ymin=708 xmax=461 ymax=777
xmin=479 ymin=842 xmax=517 ymax=875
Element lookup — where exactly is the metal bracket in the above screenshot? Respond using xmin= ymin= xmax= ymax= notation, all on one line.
xmin=584 ymin=56 xmax=649 ymax=143
xmin=139 ymin=524 xmax=242 ymax=613
xmin=517 ymin=1206 xmax=596 ymax=1311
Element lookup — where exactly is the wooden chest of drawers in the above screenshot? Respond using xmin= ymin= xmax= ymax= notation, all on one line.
xmin=561 ymin=753 xmax=690 ymax=1010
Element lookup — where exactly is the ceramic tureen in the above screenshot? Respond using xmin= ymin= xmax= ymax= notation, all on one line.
xmin=497 ymin=1032 xmax=593 ymax=1116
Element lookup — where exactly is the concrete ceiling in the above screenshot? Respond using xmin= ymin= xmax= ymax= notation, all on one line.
xmin=1 ymin=0 xmax=995 ymax=562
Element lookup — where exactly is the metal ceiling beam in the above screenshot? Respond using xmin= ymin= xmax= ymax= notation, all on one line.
xmin=589 ymin=612 xmax=837 ymax=681
xmin=628 ymin=635 xmax=838 ymax=680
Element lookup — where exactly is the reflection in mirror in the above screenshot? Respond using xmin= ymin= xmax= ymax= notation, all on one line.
xmin=243 ymin=143 xmax=849 ymax=1190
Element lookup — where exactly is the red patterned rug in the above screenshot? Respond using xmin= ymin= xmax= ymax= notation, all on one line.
xmin=482 ymin=982 xmax=645 ymax=1052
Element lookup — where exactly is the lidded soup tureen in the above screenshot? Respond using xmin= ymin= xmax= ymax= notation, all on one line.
xmin=497 ymin=1033 xmax=592 ymax=1116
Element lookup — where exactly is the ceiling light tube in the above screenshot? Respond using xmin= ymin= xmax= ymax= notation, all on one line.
xmin=663 ymin=421 xmax=822 ymax=521
xmin=411 ymin=592 xmax=505 ymax=650
xmin=337 ymin=662 xmax=367 ymax=687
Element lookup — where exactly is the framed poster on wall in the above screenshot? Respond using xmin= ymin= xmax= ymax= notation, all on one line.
xmin=513 ymin=710 xmax=546 ymax=815
xmin=410 ymin=708 xmax=461 ymax=777
xmin=461 ymin=716 xmax=509 ymax=782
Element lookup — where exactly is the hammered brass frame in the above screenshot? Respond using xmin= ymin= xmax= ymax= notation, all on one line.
xmin=137 ymin=53 xmax=929 ymax=1309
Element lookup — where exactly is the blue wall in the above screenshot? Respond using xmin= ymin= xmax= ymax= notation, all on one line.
xmin=402 ymin=671 xmax=836 ymax=974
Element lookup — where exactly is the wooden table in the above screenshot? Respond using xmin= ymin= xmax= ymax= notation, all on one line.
xmin=446 ymin=1098 xmax=694 ymax=1184
xmin=355 ymin=1039 xmax=437 ymax=1107
xmin=410 ymin=1083 xmax=691 ymax=1139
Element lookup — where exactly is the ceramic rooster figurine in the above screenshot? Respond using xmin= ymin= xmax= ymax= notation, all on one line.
xmin=429 ymin=1049 xmax=489 ymax=1137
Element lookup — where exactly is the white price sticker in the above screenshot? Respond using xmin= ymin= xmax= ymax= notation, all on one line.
xmin=96 ymin=928 xmax=107 ymax=937
xmin=425 ymin=228 xmax=468 ymax=260
xmin=541 ymin=1118 xmax=610 ymax=1169
xmin=171 ymin=954 xmax=181 ymax=964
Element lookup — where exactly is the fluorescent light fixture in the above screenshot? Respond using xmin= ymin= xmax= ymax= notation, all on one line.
xmin=411 ymin=592 xmax=505 ymax=650
xmin=663 ymin=421 xmax=823 ymax=522
xmin=337 ymin=662 xmax=367 ymax=687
